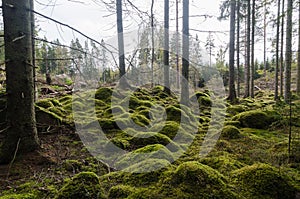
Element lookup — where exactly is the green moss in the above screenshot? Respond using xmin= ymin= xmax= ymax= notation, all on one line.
xmin=221 ymin=125 xmax=241 ymax=139
xmin=108 ymin=185 xmax=135 ymax=198
xmin=55 ymin=172 xmax=106 ymax=199
xmin=232 ymin=163 xmax=297 ymax=199
xmin=130 ymin=132 xmax=171 ymax=148
xmin=198 ymin=96 xmax=212 ymax=107
xmin=200 ymin=155 xmax=245 ymax=175
xmin=232 ymin=110 xmax=275 ymax=129
xmin=0 ymin=194 xmax=37 ymax=199
xmin=131 ymin=113 xmax=150 ymax=126
xmin=191 ymin=91 xmax=210 ymax=99
xmin=36 ymin=99 xmax=54 ymax=108
xmin=158 ymin=121 xmax=180 ymax=139
xmin=156 ymin=161 xmax=237 ymax=198
xmin=224 ymin=121 xmax=240 ymax=128
xmin=226 ymin=104 xmax=248 ymax=116
xmin=95 ymin=87 xmax=113 ymax=103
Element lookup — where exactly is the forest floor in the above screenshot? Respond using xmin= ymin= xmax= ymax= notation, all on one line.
xmin=0 ymin=72 xmax=300 ymax=199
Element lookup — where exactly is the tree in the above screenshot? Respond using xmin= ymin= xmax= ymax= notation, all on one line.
xmin=163 ymin=0 xmax=170 ymax=94
xmin=284 ymin=0 xmax=292 ymax=102
xmin=275 ymin=0 xmax=281 ymax=100
xmin=250 ymin=0 xmax=255 ymax=98
xmin=236 ymin=0 xmax=241 ymax=97
xmin=244 ymin=0 xmax=251 ymax=98
xmin=1 ymin=0 xmax=39 ymax=163
xmin=228 ymin=0 xmax=237 ymax=102
xmin=280 ymin=0 xmax=285 ymax=96
xmin=181 ymin=0 xmax=189 ymax=105
xmin=297 ymin=0 xmax=300 ymax=94
xmin=117 ymin=0 xmax=126 ymax=79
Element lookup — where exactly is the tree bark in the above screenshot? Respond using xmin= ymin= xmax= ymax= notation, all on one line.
xmin=244 ymin=0 xmax=251 ymax=98
xmin=284 ymin=0 xmax=292 ymax=103
xmin=181 ymin=0 xmax=189 ymax=105
xmin=236 ymin=0 xmax=240 ymax=98
xmin=296 ymin=0 xmax=300 ymax=94
xmin=1 ymin=0 xmax=39 ymax=163
xmin=164 ymin=0 xmax=170 ymax=94
xmin=228 ymin=0 xmax=237 ymax=103
xmin=275 ymin=0 xmax=281 ymax=100
xmin=280 ymin=0 xmax=285 ymax=97
xmin=250 ymin=0 xmax=255 ymax=98
xmin=117 ymin=0 xmax=125 ymax=78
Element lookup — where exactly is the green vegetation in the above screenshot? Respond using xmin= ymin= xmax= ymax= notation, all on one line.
xmin=0 ymin=86 xmax=300 ymax=199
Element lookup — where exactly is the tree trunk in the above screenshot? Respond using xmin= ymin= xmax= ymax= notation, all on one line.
xmin=284 ymin=0 xmax=292 ymax=103
xmin=236 ymin=0 xmax=240 ymax=98
xmin=280 ymin=0 xmax=285 ymax=97
xmin=164 ymin=0 xmax=170 ymax=94
xmin=275 ymin=0 xmax=281 ymax=100
xmin=176 ymin=0 xmax=180 ymax=89
xmin=263 ymin=0 xmax=267 ymax=77
xmin=244 ymin=0 xmax=251 ymax=98
xmin=228 ymin=0 xmax=237 ymax=103
xmin=181 ymin=0 xmax=189 ymax=105
xmin=296 ymin=0 xmax=300 ymax=94
xmin=1 ymin=0 xmax=39 ymax=163
xmin=117 ymin=0 xmax=126 ymax=78
xmin=250 ymin=0 xmax=255 ymax=98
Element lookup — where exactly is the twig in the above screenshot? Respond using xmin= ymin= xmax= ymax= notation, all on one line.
xmin=0 ymin=126 xmax=9 ymax=134
xmin=6 ymin=138 xmax=21 ymax=180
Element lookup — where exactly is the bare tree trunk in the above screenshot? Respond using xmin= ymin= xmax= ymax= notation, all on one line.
xmin=284 ymin=0 xmax=292 ymax=103
xmin=250 ymin=0 xmax=255 ymax=98
xmin=228 ymin=0 xmax=237 ymax=103
xmin=244 ymin=0 xmax=251 ymax=98
xmin=297 ymin=0 xmax=300 ymax=94
xmin=181 ymin=0 xmax=189 ymax=105
xmin=280 ymin=0 xmax=285 ymax=97
xmin=275 ymin=0 xmax=281 ymax=100
xmin=263 ymin=0 xmax=267 ymax=77
xmin=176 ymin=0 xmax=180 ymax=89
xmin=164 ymin=0 xmax=170 ymax=94
xmin=1 ymin=0 xmax=39 ymax=163
xmin=117 ymin=0 xmax=126 ymax=78
xmin=151 ymin=0 xmax=155 ymax=87
xmin=236 ymin=0 xmax=240 ymax=97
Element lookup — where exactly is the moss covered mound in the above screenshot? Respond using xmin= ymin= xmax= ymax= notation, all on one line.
xmin=108 ymin=185 xmax=135 ymax=199
xmin=232 ymin=110 xmax=276 ymax=129
xmin=55 ymin=172 xmax=106 ymax=199
xmin=221 ymin=125 xmax=241 ymax=139
xmin=157 ymin=161 xmax=237 ymax=198
xmin=232 ymin=163 xmax=297 ymax=199
xmin=95 ymin=87 xmax=113 ymax=103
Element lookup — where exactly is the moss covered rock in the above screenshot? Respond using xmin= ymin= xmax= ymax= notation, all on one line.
xmin=55 ymin=172 xmax=105 ymax=199
xmin=108 ymin=185 xmax=135 ymax=199
xmin=157 ymin=161 xmax=237 ymax=198
xmin=221 ymin=125 xmax=241 ymax=139
xmin=95 ymin=87 xmax=113 ymax=103
xmin=232 ymin=163 xmax=297 ymax=199
xmin=232 ymin=110 xmax=275 ymax=129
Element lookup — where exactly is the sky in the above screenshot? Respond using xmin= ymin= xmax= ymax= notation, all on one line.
xmin=35 ymin=0 xmax=230 ymax=64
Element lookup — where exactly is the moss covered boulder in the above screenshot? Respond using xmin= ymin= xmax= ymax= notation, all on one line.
xmin=232 ymin=163 xmax=297 ymax=199
xmin=221 ymin=125 xmax=241 ymax=139
xmin=232 ymin=110 xmax=277 ymax=129
xmin=157 ymin=161 xmax=237 ymax=198
xmin=55 ymin=172 xmax=106 ymax=199
xmin=108 ymin=185 xmax=135 ymax=199
xmin=95 ymin=87 xmax=113 ymax=103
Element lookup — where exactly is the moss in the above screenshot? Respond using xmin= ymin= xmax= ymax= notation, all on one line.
xmin=232 ymin=163 xmax=297 ymax=199
xmin=232 ymin=110 xmax=275 ymax=129
xmin=226 ymin=104 xmax=248 ymax=116
xmin=95 ymin=87 xmax=113 ymax=103
xmin=191 ymin=91 xmax=210 ymax=99
xmin=130 ymin=113 xmax=150 ymax=126
xmin=0 ymin=194 xmax=37 ymax=199
xmin=130 ymin=132 xmax=171 ymax=148
xmin=55 ymin=172 xmax=106 ymax=199
xmin=35 ymin=99 xmax=54 ymax=108
xmin=156 ymin=161 xmax=237 ymax=198
xmin=198 ymin=95 xmax=212 ymax=107
xmin=200 ymin=155 xmax=245 ymax=175
xmin=224 ymin=121 xmax=240 ymax=128
xmin=108 ymin=185 xmax=135 ymax=198
xmin=158 ymin=121 xmax=180 ymax=139
xmin=221 ymin=125 xmax=241 ymax=139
